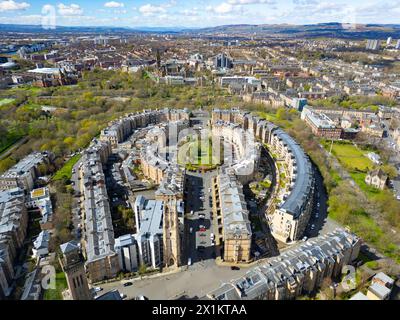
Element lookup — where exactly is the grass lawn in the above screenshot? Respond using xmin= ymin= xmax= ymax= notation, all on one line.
xmin=53 ymin=154 xmax=81 ymax=181
xmin=349 ymin=171 xmax=383 ymax=199
xmin=257 ymin=111 xmax=277 ymax=122
xmin=330 ymin=207 xmax=400 ymax=263
xmin=43 ymin=272 xmax=68 ymax=300
xmin=178 ymin=136 xmax=221 ymax=168
xmin=10 ymin=85 xmax=42 ymax=95
xmin=323 ymin=141 xmax=373 ymax=172
xmin=0 ymin=98 xmax=15 ymax=106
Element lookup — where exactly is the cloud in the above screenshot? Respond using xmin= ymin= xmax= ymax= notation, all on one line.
xmin=104 ymin=1 xmax=124 ymax=8
xmin=214 ymin=3 xmax=234 ymax=14
xmin=0 ymin=14 xmax=41 ymax=23
xmin=57 ymin=3 xmax=83 ymax=16
xmin=139 ymin=4 xmax=166 ymax=16
xmin=180 ymin=8 xmax=199 ymax=17
xmin=228 ymin=0 xmax=275 ymax=4
xmin=0 ymin=0 xmax=30 ymax=12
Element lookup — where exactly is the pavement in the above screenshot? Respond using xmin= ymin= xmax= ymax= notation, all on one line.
xmin=99 ymin=262 xmax=251 ymax=300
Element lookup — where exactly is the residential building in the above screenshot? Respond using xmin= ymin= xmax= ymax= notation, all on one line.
xmin=366 ymin=39 xmax=381 ymax=50
xmin=212 ymin=173 xmax=252 ymax=263
xmin=207 ymin=229 xmax=361 ymax=300
xmin=371 ymin=272 xmax=395 ymax=290
xmin=26 ymin=187 xmax=53 ymax=230
xmin=114 ymin=234 xmax=138 ymax=272
xmin=32 ymin=230 xmax=50 ymax=259
xmin=133 ymin=196 xmax=164 ymax=269
xmin=80 ymin=140 xmax=120 ymax=282
xmin=301 ymin=106 xmax=343 ymax=139
xmin=0 ymin=187 xmax=27 ymax=298
xmin=365 ymin=169 xmax=387 ymax=190
xmin=367 ymin=282 xmax=391 ymax=300
xmin=214 ymin=53 xmax=233 ymax=69
xmin=0 ymin=152 xmax=53 ymax=191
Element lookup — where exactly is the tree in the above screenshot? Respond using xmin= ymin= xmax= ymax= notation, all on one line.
xmin=138 ymin=264 xmax=147 ymax=275
xmin=0 ymin=157 xmax=16 ymax=173
xmin=276 ymin=107 xmax=288 ymax=120
xmin=381 ymin=164 xmax=397 ymax=179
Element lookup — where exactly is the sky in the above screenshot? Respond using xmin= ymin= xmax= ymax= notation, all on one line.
xmin=0 ymin=0 xmax=400 ymax=28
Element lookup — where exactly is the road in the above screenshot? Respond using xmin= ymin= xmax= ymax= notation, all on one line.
xmin=0 ymin=136 xmax=29 ymax=160
xmin=184 ymin=169 xmax=218 ymax=265
xmin=70 ymin=157 xmax=84 ymax=241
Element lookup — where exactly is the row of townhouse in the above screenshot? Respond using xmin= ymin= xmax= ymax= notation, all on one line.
xmin=211 ymin=173 xmax=252 ymax=263
xmin=207 ymin=228 xmax=361 ymax=300
xmin=212 ymin=120 xmax=261 ymax=185
xmin=81 ymin=109 xmax=188 ymax=279
xmin=0 ymin=188 xmax=27 ymax=299
xmin=140 ymin=120 xmax=189 ymax=184
xmin=0 ymin=152 xmax=54 ymax=192
xmin=0 ymin=151 xmax=55 ymax=299
xmin=211 ymin=109 xmax=315 ymax=244
xmin=79 ymin=139 xmax=120 ymax=283
xmin=100 ymin=108 xmax=190 ymax=149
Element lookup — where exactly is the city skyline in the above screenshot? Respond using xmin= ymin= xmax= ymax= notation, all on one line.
xmin=0 ymin=0 xmax=400 ymax=28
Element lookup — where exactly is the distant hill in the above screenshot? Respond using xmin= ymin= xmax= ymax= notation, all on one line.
xmin=191 ymin=22 xmax=400 ymax=39
xmin=1 ymin=22 xmax=400 ymax=38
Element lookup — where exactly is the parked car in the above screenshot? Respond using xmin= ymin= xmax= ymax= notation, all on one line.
xmin=94 ymin=287 xmax=103 ymax=292
xmin=123 ymin=282 xmax=133 ymax=287
xmin=230 ymin=266 xmax=240 ymax=270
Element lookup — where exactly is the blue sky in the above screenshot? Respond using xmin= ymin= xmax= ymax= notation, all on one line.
xmin=0 ymin=0 xmax=400 ymax=27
